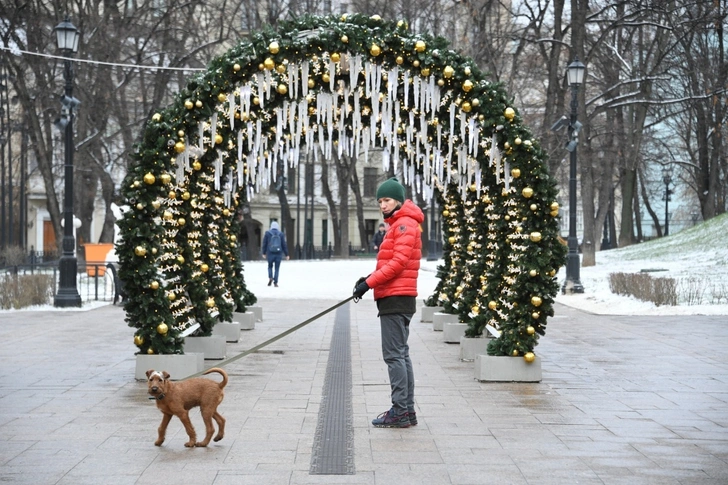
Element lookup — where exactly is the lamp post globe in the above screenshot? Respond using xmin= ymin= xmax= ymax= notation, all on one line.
xmin=562 ymin=57 xmax=585 ymax=294
xmin=53 ymin=17 xmax=82 ymax=308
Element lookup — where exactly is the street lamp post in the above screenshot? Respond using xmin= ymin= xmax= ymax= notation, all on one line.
xmin=54 ymin=17 xmax=82 ymax=307
xmin=562 ymin=58 xmax=585 ymax=294
xmin=662 ymin=165 xmax=673 ymax=237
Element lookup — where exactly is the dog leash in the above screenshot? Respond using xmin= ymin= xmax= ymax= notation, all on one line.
xmin=182 ymin=296 xmax=355 ymax=380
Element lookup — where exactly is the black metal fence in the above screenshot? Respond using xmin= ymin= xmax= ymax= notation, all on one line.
xmin=0 ymin=259 xmax=122 ymax=306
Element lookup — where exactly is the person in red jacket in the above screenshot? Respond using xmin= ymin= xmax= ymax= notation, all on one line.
xmin=353 ymin=177 xmax=424 ymax=428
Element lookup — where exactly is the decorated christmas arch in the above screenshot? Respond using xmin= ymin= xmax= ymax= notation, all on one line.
xmin=117 ymin=14 xmax=566 ymax=359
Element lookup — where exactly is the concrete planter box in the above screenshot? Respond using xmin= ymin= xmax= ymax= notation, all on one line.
xmin=459 ymin=336 xmax=490 ymax=362
xmin=135 ymin=353 xmax=204 ymax=381
xmin=213 ymin=322 xmax=240 ymax=342
xmin=420 ymin=305 xmax=444 ymax=323
xmin=432 ymin=312 xmax=459 ymax=331
xmin=248 ymin=306 xmax=263 ymax=322
xmin=183 ymin=336 xmax=226 ymax=360
xmin=474 ymin=354 xmax=542 ymax=382
xmin=443 ymin=322 xmax=468 ymax=343
xmin=233 ymin=311 xmax=256 ymax=330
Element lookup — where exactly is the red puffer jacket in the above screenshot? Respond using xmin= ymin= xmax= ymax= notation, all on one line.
xmin=365 ymin=200 xmax=424 ymax=299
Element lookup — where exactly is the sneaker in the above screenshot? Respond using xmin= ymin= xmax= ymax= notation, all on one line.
xmin=267 ymin=279 xmax=272 ymax=286
xmin=409 ymin=412 xmax=417 ymax=426
xmin=372 ymin=409 xmax=410 ymax=428
xmin=274 ymin=283 xmax=279 ymax=287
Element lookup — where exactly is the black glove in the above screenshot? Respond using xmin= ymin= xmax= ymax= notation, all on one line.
xmin=353 ymin=278 xmax=370 ymax=299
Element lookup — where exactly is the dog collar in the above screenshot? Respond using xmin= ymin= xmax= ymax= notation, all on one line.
xmin=156 ymin=393 xmax=165 ymax=400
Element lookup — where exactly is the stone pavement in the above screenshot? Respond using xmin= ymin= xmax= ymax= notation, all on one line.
xmin=0 ymin=299 xmax=727 ymax=484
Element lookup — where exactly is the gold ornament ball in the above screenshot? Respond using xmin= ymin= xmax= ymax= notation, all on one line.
xmin=442 ymin=210 xmax=450 ymax=217
xmin=147 ymin=348 xmax=155 ymax=355
xmin=214 ymin=134 xmax=223 ymax=144
xmin=524 ymin=352 xmax=536 ymax=363
xmin=277 ymin=84 xmax=288 ymax=96
xmin=529 ymin=269 xmax=538 ymax=277
xmin=177 ymin=255 xmax=185 ymax=264
xmin=152 ymin=200 xmax=161 ymax=209
xmin=157 ymin=323 xmax=168 ymax=335
xmin=443 ymin=66 xmax=454 ymax=78
xmin=160 ymin=173 xmax=172 ymax=184
xmin=522 ymin=187 xmax=534 ymax=198
xmin=206 ymin=298 xmax=215 ymax=308
xmin=471 ymin=305 xmax=480 ymax=314
xmin=512 ymin=349 xmax=519 ymax=357
xmin=151 ymin=248 xmax=157 ymax=255
xmin=462 ymin=80 xmax=474 ymax=92
xmin=233 ymin=63 xmax=241 ymax=72
xmin=263 ymin=58 xmax=275 ymax=70
xmin=168 ymin=190 xmax=176 ymax=199
xmin=461 ymin=101 xmax=472 ymax=113
xmin=397 ymin=20 xmax=407 ymax=28
xmin=253 ymin=96 xmax=260 ymax=105
xmin=530 ymin=232 xmax=542 ymax=242
xmin=223 ymin=208 xmax=230 ymax=217
xmin=150 ymin=281 xmax=160 ymax=290
xmin=132 ymin=180 xmax=141 ymax=188
xmin=184 ymin=100 xmax=194 ymax=109
xmin=307 ymin=78 xmax=315 ymax=88
xmin=488 ymin=300 xmax=497 ymax=310
xmin=396 ymin=56 xmax=404 ymax=65
xmin=174 ymin=142 xmax=185 ymax=153
xmin=531 ymin=296 xmax=543 ymax=307
xmin=181 ymin=191 xmax=190 ymax=200
xmin=134 ymin=246 xmax=147 ymax=257
xmin=530 ymin=204 xmax=538 ymax=211
xmin=527 ymin=326 xmax=536 ymax=335
xmin=550 ymin=202 xmax=559 ymax=211
xmin=548 ymin=269 xmax=557 ymax=277
xmin=531 ymin=311 xmax=540 ymax=319
xmin=201 ymin=263 xmax=209 ymax=272
xmin=163 ymin=211 xmax=173 ymax=220
xmin=217 ymin=93 xmax=227 ymax=103
xmin=177 ymin=218 xmax=186 ymax=226
xmin=230 ymin=235 xmax=237 ymax=242
xmin=341 ymin=35 xmax=349 ymax=43
xmin=415 ymin=40 xmax=426 ymax=52
xmin=470 ymin=183 xmax=477 ymax=192
xmin=511 ymin=168 xmax=521 ymax=178
xmin=550 ymin=210 xmax=559 ymax=217
xmin=195 ymin=100 xmax=203 ymax=108
xmin=370 ymin=44 xmax=381 ymax=56
xmin=472 ymin=98 xmax=480 ymax=107
xmin=136 ymin=203 xmax=144 ymax=210
xmin=421 ymin=67 xmax=430 ymax=76
xmin=152 ymin=113 xmax=161 ymax=121
xmin=371 ymin=14 xmax=381 ymax=21
xmin=504 ymin=107 xmax=516 ymax=120
xmin=134 ymin=335 xmax=144 ymax=346
xmin=515 ymin=137 xmax=522 ymax=145
xmin=464 ymin=66 xmax=472 ymax=76
xmin=322 ymin=73 xmax=330 ymax=83
xmin=269 ymin=41 xmax=280 ymax=54
xmin=167 ymin=292 xmax=176 ymax=301
xmin=437 ymin=79 xmax=444 ymax=86
xmin=448 ymin=236 xmax=456 ymax=244
xmin=330 ymin=52 xmax=341 ymax=62
xmin=192 ymin=160 xmax=202 ymax=171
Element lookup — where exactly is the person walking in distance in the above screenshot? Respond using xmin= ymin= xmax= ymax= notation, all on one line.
xmin=261 ymin=221 xmax=289 ymax=287
xmin=372 ymin=223 xmax=386 ymax=252
xmin=352 ymin=177 xmax=424 ymax=428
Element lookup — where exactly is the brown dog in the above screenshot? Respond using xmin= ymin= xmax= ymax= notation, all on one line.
xmin=146 ymin=367 xmax=227 ymax=447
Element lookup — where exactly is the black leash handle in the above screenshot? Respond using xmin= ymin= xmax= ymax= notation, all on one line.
xmin=182 ymin=296 xmax=355 ymax=380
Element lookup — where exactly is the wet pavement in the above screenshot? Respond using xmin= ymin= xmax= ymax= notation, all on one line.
xmin=0 ymin=299 xmax=727 ymax=484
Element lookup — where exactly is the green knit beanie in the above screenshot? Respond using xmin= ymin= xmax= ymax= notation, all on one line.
xmin=376 ymin=177 xmax=405 ymax=202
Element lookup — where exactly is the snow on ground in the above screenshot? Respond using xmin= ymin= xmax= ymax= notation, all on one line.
xmin=6 ymin=214 xmax=727 ymax=316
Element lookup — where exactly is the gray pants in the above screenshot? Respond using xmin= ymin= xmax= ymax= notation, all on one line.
xmin=380 ymin=313 xmax=415 ymax=415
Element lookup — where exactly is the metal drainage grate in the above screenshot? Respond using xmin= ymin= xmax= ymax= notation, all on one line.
xmin=309 ymin=303 xmax=355 ymax=475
